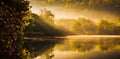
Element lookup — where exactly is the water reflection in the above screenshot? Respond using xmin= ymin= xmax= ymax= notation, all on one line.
xmin=24 ymin=36 xmax=120 ymax=59
xmin=24 ymin=37 xmax=63 ymax=58
xmin=53 ymin=37 xmax=120 ymax=59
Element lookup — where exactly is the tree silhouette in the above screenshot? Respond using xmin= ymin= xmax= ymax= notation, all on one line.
xmin=0 ymin=0 xmax=30 ymax=58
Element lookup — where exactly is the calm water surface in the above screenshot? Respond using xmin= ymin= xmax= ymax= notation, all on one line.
xmin=25 ymin=35 xmax=120 ymax=59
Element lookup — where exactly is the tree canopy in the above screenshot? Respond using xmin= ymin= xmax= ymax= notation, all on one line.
xmin=0 ymin=0 xmax=30 ymax=58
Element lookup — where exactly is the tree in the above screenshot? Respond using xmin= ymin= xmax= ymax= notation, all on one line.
xmin=70 ymin=20 xmax=81 ymax=34
xmin=70 ymin=18 xmax=97 ymax=34
xmin=115 ymin=18 xmax=120 ymax=34
xmin=24 ymin=12 xmax=35 ymax=33
xmin=40 ymin=9 xmax=54 ymax=26
xmin=98 ymin=20 xmax=115 ymax=35
xmin=0 ymin=0 xmax=30 ymax=58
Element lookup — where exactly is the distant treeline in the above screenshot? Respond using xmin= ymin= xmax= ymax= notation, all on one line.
xmin=25 ymin=9 xmax=120 ymax=35
xmin=55 ymin=18 xmax=120 ymax=35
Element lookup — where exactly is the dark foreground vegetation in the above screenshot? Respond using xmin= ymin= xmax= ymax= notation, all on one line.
xmin=0 ymin=0 xmax=30 ymax=59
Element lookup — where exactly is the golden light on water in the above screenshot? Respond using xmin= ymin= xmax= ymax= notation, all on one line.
xmin=54 ymin=35 xmax=120 ymax=39
xmin=67 ymin=35 xmax=120 ymax=38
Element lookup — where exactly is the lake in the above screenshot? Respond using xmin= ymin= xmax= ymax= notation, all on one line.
xmin=24 ymin=35 xmax=120 ymax=59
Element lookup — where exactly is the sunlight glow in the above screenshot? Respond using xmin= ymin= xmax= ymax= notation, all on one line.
xmin=54 ymin=35 xmax=120 ymax=39
xmin=67 ymin=35 xmax=120 ymax=38
xmin=30 ymin=8 xmax=40 ymax=15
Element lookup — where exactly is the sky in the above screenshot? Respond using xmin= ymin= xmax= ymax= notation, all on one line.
xmin=28 ymin=0 xmax=120 ymax=20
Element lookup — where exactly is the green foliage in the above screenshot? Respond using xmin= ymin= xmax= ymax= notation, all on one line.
xmin=24 ymin=13 xmax=35 ymax=32
xmin=0 ymin=0 xmax=30 ymax=58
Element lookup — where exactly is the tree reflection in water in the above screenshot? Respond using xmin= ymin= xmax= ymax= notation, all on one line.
xmin=24 ymin=37 xmax=120 ymax=59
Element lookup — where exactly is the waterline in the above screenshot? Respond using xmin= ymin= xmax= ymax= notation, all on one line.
xmin=54 ymin=35 xmax=120 ymax=39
